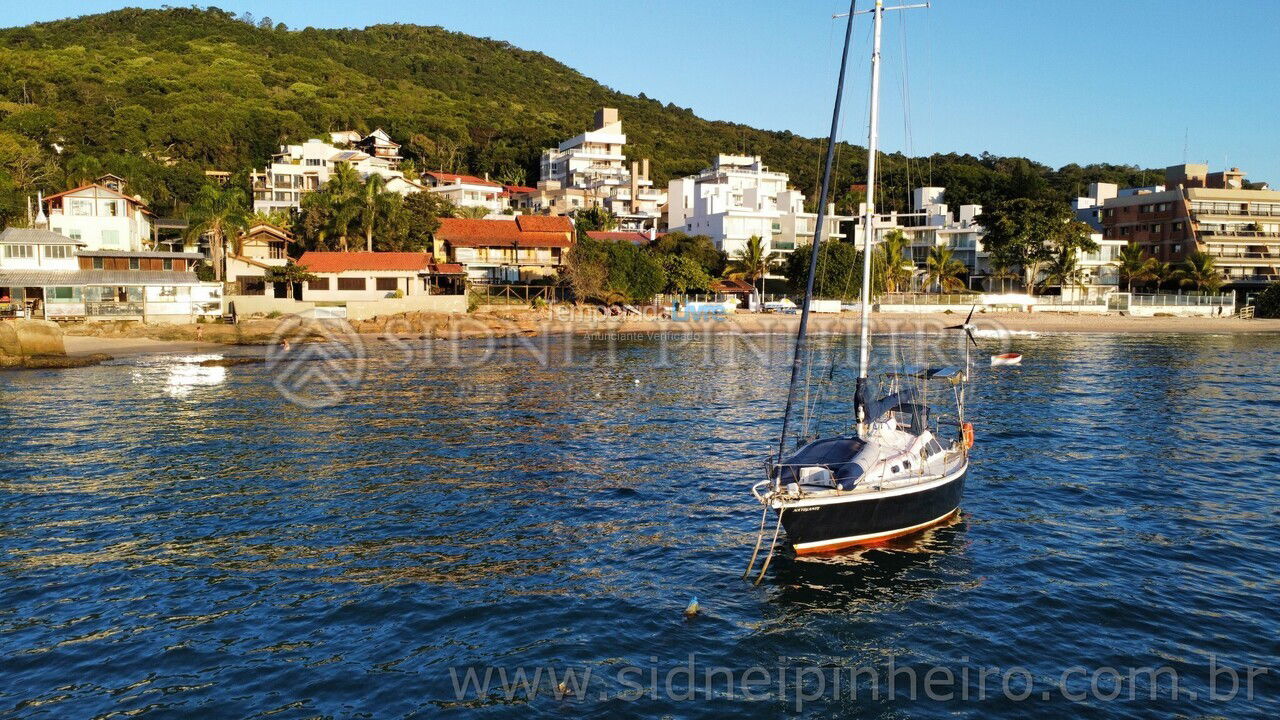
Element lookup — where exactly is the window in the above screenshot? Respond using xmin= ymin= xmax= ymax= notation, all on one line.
xmin=337 ymin=277 xmax=366 ymax=291
xmin=163 ymin=259 xmax=173 ymax=270
xmin=93 ymin=257 xmax=104 ymax=269
xmin=101 ymin=230 xmax=120 ymax=246
xmin=309 ymin=277 xmax=330 ymax=290
xmin=69 ymin=230 xmax=82 ymax=242
xmin=106 ymin=201 xmax=119 ymax=216
xmin=44 ymin=245 xmax=69 ymax=259
xmin=48 ymin=286 xmax=78 ymax=301
xmin=3 ymin=244 xmax=32 ymax=258
xmin=71 ymin=199 xmax=93 ymax=216
xmin=129 ymin=258 xmax=140 ymax=270
xmin=376 ymin=277 xmax=398 ymax=291
xmin=269 ymin=242 xmax=285 ymax=260
xmin=158 ymin=286 xmax=177 ymax=298
xmin=306 ymin=158 xmax=323 ymax=166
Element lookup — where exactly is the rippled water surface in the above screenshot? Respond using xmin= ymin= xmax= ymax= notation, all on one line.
xmin=2 ymin=333 xmax=1279 ymax=718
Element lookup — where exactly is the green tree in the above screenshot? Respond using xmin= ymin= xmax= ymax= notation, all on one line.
xmin=563 ymin=236 xmax=666 ymax=304
xmin=358 ymin=173 xmax=400 ymax=252
xmin=728 ymin=235 xmax=771 ymax=299
xmin=781 ymin=241 xmax=866 ymax=300
xmin=571 ymin=205 xmax=616 ymax=238
xmin=264 ymin=261 xmax=317 ymax=300
xmin=1173 ymin=251 xmax=1224 ymax=293
xmin=650 ymin=231 xmax=725 ymax=277
xmin=185 ymin=183 xmax=249 ymax=281
xmin=1116 ymin=243 xmax=1156 ymax=293
xmin=1040 ymin=247 xmax=1084 ymax=292
xmin=452 ymin=205 xmax=489 ymax=219
xmin=924 ymin=245 xmax=968 ymax=292
xmin=1255 ymin=282 xmax=1280 ymax=318
xmin=977 ymin=198 xmax=1097 ymax=294
xmin=876 ymin=229 xmax=913 ymax=293
xmin=660 ymin=254 xmax=712 ymax=294
xmin=397 ymin=191 xmax=454 ymax=252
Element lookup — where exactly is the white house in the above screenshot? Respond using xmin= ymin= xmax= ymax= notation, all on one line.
xmin=297 ymin=252 xmax=464 ymax=302
xmin=539 ymin=108 xmax=666 ymax=229
xmin=43 ymin=176 xmax=153 ymax=252
xmin=422 ymin=172 xmax=507 ymax=214
xmin=0 ymin=227 xmax=220 ymax=323
xmin=666 ymin=154 xmax=847 ymax=259
xmin=251 ymin=131 xmax=408 ymax=214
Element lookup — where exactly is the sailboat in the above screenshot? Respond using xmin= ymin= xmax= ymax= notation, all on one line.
xmin=746 ymin=0 xmax=975 ymax=565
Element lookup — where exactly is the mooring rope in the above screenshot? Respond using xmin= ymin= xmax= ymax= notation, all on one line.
xmin=753 ymin=507 xmax=787 ymax=586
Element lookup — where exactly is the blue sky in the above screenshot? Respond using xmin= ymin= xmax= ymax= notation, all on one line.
xmin=11 ymin=1 xmax=1280 ymax=183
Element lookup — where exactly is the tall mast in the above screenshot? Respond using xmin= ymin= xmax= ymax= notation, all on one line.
xmin=775 ymin=0 xmax=858 ymax=463
xmin=852 ymin=0 xmax=928 ymax=427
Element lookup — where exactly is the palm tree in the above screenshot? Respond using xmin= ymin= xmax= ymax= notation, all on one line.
xmin=1174 ymin=250 xmax=1225 ymax=293
xmin=729 ymin=235 xmax=772 ymax=302
xmin=358 ymin=174 xmax=396 ymax=252
xmin=1116 ymin=243 xmax=1156 ymax=293
xmin=322 ymin=164 xmax=363 ymax=251
xmin=923 ymin=245 xmax=967 ymax=293
xmin=987 ymin=257 xmax=1017 ymax=293
xmin=1149 ymin=261 xmax=1174 ymax=292
xmin=1040 ymin=247 xmax=1083 ymax=292
xmin=876 ymin=229 xmax=912 ymax=293
xmin=186 ymin=184 xmax=249 ymax=282
xmin=453 ymin=205 xmax=489 ymax=219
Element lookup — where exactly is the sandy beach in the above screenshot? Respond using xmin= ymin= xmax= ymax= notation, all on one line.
xmin=52 ymin=310 xmax=1280 ymax=359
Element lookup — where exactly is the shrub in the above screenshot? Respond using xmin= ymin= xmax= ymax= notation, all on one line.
xmin=266 ymin=310 xmax=282 ymax=319
xmin=1256 ymin=282 xmax=1280 ymax=318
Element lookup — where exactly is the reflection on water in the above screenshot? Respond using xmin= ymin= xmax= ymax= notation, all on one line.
xmin=0 ymin=334 xmax=1278 ymax=718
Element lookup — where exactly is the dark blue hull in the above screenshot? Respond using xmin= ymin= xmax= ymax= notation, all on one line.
xmin=779 ymin=470 xmax=966 ymax=553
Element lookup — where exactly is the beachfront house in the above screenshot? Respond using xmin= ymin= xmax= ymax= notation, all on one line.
xmin=43 ymin=175 xmax=153 ymax=252
xmin=0 ymin=227 xmax=220 ymax=322
xmin=433 ymin=215 xmax=574 ymax=284
xmin=225 ymin=223 xmax=291 ymax=296
xmin=297 ymin=252 xmax=465 ymax=302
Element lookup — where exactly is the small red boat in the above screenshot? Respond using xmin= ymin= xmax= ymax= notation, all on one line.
xmin=990 ymin=353 xmax=1022 ymax=366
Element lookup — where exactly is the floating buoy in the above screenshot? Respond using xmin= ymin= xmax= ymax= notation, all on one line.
xmin=684 ymin=596 xmax=700 ymax=618
xmin=990 ymin=353 xmax=1022 ymax=366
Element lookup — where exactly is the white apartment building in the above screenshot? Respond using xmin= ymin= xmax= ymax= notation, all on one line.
xmin=540 ymin=108 xmax=666 ymax=230
xmin=848 ymin=187 xmax=989 ymax=289
xmin=666 ymin=155 xmax=847 ymax=259
xmin=43 ymin=175 xmax=153 ymax=252
xmin=251 ymin=131 xmax=407 ymax=214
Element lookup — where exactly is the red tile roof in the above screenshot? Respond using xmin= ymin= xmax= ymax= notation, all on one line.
xmin=431 ymin=262 xmax=465 ymax=275
xmin=515 ymin=215 xmax=573 ymax=233
xmin=424 ymin=171 xmax=501 ymax=188
xmin=298 ymin=252 xmax=432 ymax=273
xmin=503 ymin=184 xmax=538 ymax=194
xmin=586 ymin=230 xmax=662 ymax=245
xmin=436 ymin=217 xmax=574 ymax=248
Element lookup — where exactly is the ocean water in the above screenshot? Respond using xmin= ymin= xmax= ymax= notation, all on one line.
xmin=1 ymin=332 xmax=1278 ymax=718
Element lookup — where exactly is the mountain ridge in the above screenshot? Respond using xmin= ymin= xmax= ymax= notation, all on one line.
xmin=0 ymin=7 xmax=1158 ymax=221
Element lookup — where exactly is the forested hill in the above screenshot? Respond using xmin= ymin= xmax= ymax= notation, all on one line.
xmin=0 ymin=7 xmax=1158 ymax=222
